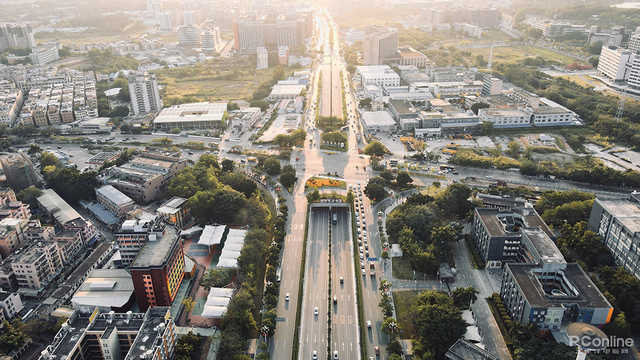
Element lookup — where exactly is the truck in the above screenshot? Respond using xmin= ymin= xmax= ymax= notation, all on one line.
xmin=332 ymin=213 xmax=337 ymax=225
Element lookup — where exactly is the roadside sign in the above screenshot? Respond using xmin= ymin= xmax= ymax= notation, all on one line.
xmin=368 ymin=257 xmax=378 ymax=262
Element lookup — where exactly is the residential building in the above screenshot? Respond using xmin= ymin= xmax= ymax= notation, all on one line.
xmin=471 ymin=207 xmax=556 ymax=268
xmin=500 ymin=262 xmax=613 ymax=330
xmin=114 ymin=215 xmax=165 ymax=267
xmin=23 ymin=220 xmax=54 ymax=243
xmin=130 ymin=226 xmax=184 ymax=311
xmin=0 ymin=152 xmax=38 ymax=190
xmin=0 ymin=188 xmax=30 ymax=221
xmin=71 ymin=268 xmax=135 ymax=312
xmin=256 ymin=46 xmax=268 ymax=70
xmin=96 ymin=185 xmax=135 ymax=219
xmin=30 ymin=44 xmax=60 ymax=66
xmin=597 ymin=46 xmax=634 ymax=82
xmin=628 ymin=27 xmax=640 ymax=53
xmin=127 ymin=72 xmax=162 ymax=116
xmin=178 ymin=25 xmax=201 ymax=48
xmin=156 ymin=197 xmax=189 ymax=229
xmin=356 ymin=65 xmax=400 ymax=88
xmin=278 ymin=45 xmax=289 ymax=66
xmin=8 ymin=240 xmax=63 ymax=291
xmin=588 ymin=194 xmax=640 ymax=281
xmin=0 ymin=24 xmax=35 ymax=50
xmin=0 ymin=291 xmax=23 ymax=320
xmin=482 ymin=75 xmax=503 ymax=96
xmin=39 ymin=307 xmax=176 ymax=360
xmin=397 ymin=47 xmax=430 ymax=68
xmin=0 ymin=218 xmax=27 ymax=259
xmin=233 ymin=18 xmax=306 ymax=54
xmin=363 ymin=26 xmax=398 ymax=65
xmin=478 ymin=108 xmax=530 ymax=128
xmin=453 ymin=23 xmax=483 ymax=38
xmin=54 ymin=230 xmax=85 ymax=265
xmin=105 ymin=151 xmax=187 ymax=204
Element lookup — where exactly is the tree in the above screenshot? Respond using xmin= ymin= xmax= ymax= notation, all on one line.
xmin=0 ymin=320 xmax=28 ymax=354
xmin=220 ymin=172 xmax=257 ymax=198
xmin=182 ymin=297 xmax=195 ymax=321
xmin=589 ymin=40 xmax=604 ymax=55
xmin=201 ymin=268 xmax=235 ymax=288
xmin=359 ymin=98 xmax=372 ymax=109
xmin=480 ymin=121 xmax=494 ymax=135
xmin=227 ymin=102 xmax=240 ymax=111
xmin=435 ymin=183 xmax=472 ymax=219
xmin=364 ymin=140 xmax=389 ymax=156
xmin=175 ymin=331 xmax=203 ymax=360
xmin=451 ymin=287 xmax=479 ymax=309
xmin=588 ymin=56 xmax=599 ymax=68
xmin=27 ymin=144 xmax=41 ymax=155
xmin=535 ymin=190 xmax=594 ymax=214
xmin=17 ymin=186 xmax=42 ymax=206
xmin=40 ymin=151 xmax=60 ymax=168
xmin=221 ymin=159 xmax=235 ymax=172
xmin=279 ymin=166 xmax=297 ymax=189
xmin=379 ymin=170 xmax=396 ymax=184
xmin=262 ymin=157 xmax=281 ymax=176
xmin=109 ymin=105 xmax=129 ymax=117
xmin=189 ymin=189 xmax=247 ymax=225
xmin=382 ymin=317 xmax=399 ymax=336
xmin=365 ymin=181 xmax=387 ymax=202
xmin=506 ymin=140 xmax=522 ymax=158
xmin=471 ymin=102 xmax=490 ymax=115
xmin=307 ymin=189 xmax=320 ymax=202
xmin=396 ymin=171 xmax=413 ymax=188
xmin=413 ymin=290 xmax=467 ymax=358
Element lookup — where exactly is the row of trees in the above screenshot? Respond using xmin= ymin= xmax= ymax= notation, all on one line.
xmin=273 ymin=128 xmax=306 ymax=148
xmin=363 ymin=171 xmax=413 ymax=202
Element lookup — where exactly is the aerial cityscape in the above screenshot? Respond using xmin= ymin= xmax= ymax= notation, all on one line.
xmin=2 ymin=0 xmax=640 ymax=359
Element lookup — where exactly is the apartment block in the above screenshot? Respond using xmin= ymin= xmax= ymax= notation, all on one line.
xmin=130 ymin=226 xmax=184 ymax=311
xmin=127 ymin=72 xmax=162 ymax=116
xmin=363 ymin=26 xmax=398 ymax=65
xmin=40 ymin=307 xmax=176 ymax=360
xmin=597 ymin=46 xmax=634 ymax=82
xmin=0 ymin=290 xmax=23 ymax=320
xmin=0 ymin=23 xmax=35 ymax=50
xmin=0 ymin=218 xmax=27 ymax=259
xmin=0 ymin=152 xmax=38 ymax=190
xmin=54 ymin=230 xmax=85 ymax=265
xmin=588 ymin=194 xmax=640 ymax=281
xmin=156 ymin=197 xmax=189 ymax=229
xmin=114 ymin=215 xmax=165 ymax=267
xmin=8 ymin=241 xmax=63 ymax=291
xmin=0 ymin=188 xmax=31 ymax=221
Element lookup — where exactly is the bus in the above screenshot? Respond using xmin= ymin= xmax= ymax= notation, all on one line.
xmin=332 ymin=213 xmax=337 ymax=225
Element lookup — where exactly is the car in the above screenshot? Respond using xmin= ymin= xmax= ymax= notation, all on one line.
xmin=313 ymin=351 xmax=318 ymax=359
xmin=366 ymin=250 xmax=369 ymax=257
xmin=314 ymin=307 xmax=318 ymax=316
xmin=360 ymin=254 xmax=364 ymax=260
xmin=375 ymin=346 xmax=380 ymax=355
xmin=367 ymin=320 xmax=372 ymax=328
xmin=285 ymin=293 xmax=290 ymax=302
xmin=362 ymin=269 xmax=366 ymax=276
xmin=333 ymin=296 xmax=337 ymax=304
xmin=333 ymin=351 xmax=339 ymax=359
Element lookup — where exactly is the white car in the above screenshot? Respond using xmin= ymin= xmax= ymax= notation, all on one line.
xmin=314 ymin=307 xmax=319 ymax=316
xmin=334 ymin=351 xmax=339 ymax=359
xmin=367 ymin=320 xmax=372 ymax=328
xmin=285 ymin=293 xmax=290 ymax=302
xmin=313 ymin=351 xmax=318 ymax=359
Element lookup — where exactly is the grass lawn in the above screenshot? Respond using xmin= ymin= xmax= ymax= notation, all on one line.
xmin=467 ymin=45 xmax=580 ymax=66
xmin=392 ymin=290 xmax=421 ymax=338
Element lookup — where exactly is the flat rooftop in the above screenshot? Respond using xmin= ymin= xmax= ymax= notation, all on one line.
xmin=72 ymin=268 xmax=134 ymax=308
xmin=130 ymin=226 xmax=179 ymax=268
xmin=507 ymin=263 xmax=612 ymax=309
xmin=522 ymin=227 xmax=565 ymax=264
xmin=96 ymin=185 xmax=134 ymax=207
xmin=37 ymin=188 xmax=81 ymax=226
xmin=476 ymin=207 xmax=553 ymax=239
xmin=596 ymin=198 xmax=640 ymax=233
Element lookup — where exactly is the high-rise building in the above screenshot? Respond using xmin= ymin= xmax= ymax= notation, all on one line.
xmin=482 ymin=75 xmax=503 ymax=96
xmin=257 ymin=46 xmax=269 ymax=69
xmin=158 ymin=12 xmax=172 ymax=31
xmin=30 ymin=44 xmax=60 ymax=66
xmin=130 ymin=225 xmax=184 ymax=311
xmin=183 ymin=10 xmax=195 ymax=26
xmin=0 ymin=151 xmax=38 ymax=190
xmin=39 ymin=307 xmax=176 ymax=360
xmin=127 ymin=72 xmax=162 ymax=116
xmin=628 ymin=27 xmax=640 ymax=53
xmin=596 ymin=46 xmax=634 ymax=82
xmin=114 ymin=215 xmax=165 ymax=267
xmin=233 ymin=18 xmax=304 ymax=54
xmin=363 ymin=27 xmax=398 ymax=65
xmin=0 ymin=24 xmax=35 ymax=51
xmin=178 ymin=25 xmax=201 ymax=48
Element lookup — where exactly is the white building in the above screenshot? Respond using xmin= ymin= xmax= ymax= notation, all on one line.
xmin=356 ymin=65 xmax=400 ymax=88
xmin=178 ymin=25 xmax=200 ymax=47
xmin=257 ymin=46 xmax=268 ymax=70
xmin=268 ymin=84 xmax=305 ymax=100
xmin=153 ymin=102 xmax=228 ymax=130
xmin=361 ymin=111 xmax=397 ymax=133
xmin=95 ymin=185 xmax=135 ymax=218
xmin=597 ymin=46 xmax=634 ymax=82
xmin=478 ymin=108 xmax=530 ymax=128
xmin=431 ymin=81 xmax=483 ymax=97
xmin=30 ymin=44 xmax=60 ymax=65
xmin=127 ymin=72 xmax=162 ymax=116
xmin=482 ymin=76 xmax=503 ymax=96
xmin=0 ymin=291 xmax=23 ymax=320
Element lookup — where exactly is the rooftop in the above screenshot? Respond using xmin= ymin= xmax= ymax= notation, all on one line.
xmin=596 ymin=198 xmax=640 ymax=233
xmin=153 ymin=102 xmax=227 ymax=124
xmin=361 ymin=111 xmax=396 ymax=127
xmin=130 ymin=226 xmax=180 ymax=269
xmin=445 ymin=339 xmax=498 ymax=360
xmin=507 ymin=263 xmax=612 ymax=309
xmin=198 ymin=225 xmax=225 ymax=247
xmin=476 ymin=207 xmax=554 ymax=239
xmin=96 ymin=185 xmax=134 ymax=207
xmin=37 ymin=188 xmax=81 ymax=226
xmin=71 ymin=269 xmax=134 ymax=309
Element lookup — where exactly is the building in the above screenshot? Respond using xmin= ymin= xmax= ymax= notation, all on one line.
xmin=54 ymin=230 xmax=85 ymax=265
xmin=0 ymin=188 xmax=30 ymax=221
xmin=597 ymin=46 xmax=634 ymax=82
xmin=96 ymin=185 xmax=135 ymax=219
xmin=445 ymin=339 xmax=497 ymax=360
xmin=478 ymin=108 xmax=530 ymax=128
xmin=0 ymin=24 xmax=35 ymax=51
xmin=233 ymin=18 xmax=305 ymax=54
xmin=356 ymin=65 xmax=400 ymax=88
xmin=397 ymin=47 xmax=430 ymax=68
xmin=0 ymin=291 xmax=23 ymax=320
xmin=453 ymin=23 xmax=483 ymax=38
xmin=39 ymin=307 xmax=176 ymax=360
xmin=71 ymin=268 xmax=135 ymax=312
xmin=130 ymin=226 xmax=184 ymax=311
xmin=363 ymin=27 xmax=398 ymax=65
xmin=36 ymin=189 xmax=96 ymax=245
xmin=127 ymin=72 xmax=162 ymax=116
xmin=471 ymin=207 xmax=556 ymax=268
xmin=30 ymin=44 xmax=60 ymax=66
xmin=114 ymin=215 xmax=165 ymax=267
xmin=0 ymin=152 xmax=38 ymax=190
xmin=268 ymin=84 xmax=305 ymax=100
xmin=431 ymin=81 xmax=483 ymax=98
xmin=278 ymin=45 xmax=289 ymax=66
xmin=527 ymin=98 xmax=578 ymax=126
xmin=475 ymin=193 xmax=527 ymax=210
xmin=105 ymin=151 xmax=187 ymax=204
xmin=178 ymin=25 xmax=201 ymax=48
xmin=361 ymin=111 xmax=397 ymax=133
xmin=0 ymin=218 xmax=27 ymax=258
xmin=156 ymin=197 xmax=189 ymax=229
xmin=482 ymin=75 xmax=503 ymax=96
xmin=153 ymin=102 xmax=228 ymax=130
xmin=256 ymin=46 xmax=268 ymax=70
xmin=8 ymin=241 xmax=63 ymax=291
xmin=500 ymin=262 xmax=613 ymax=330
xmin=588 ymin=194 xmax=640 ymax=281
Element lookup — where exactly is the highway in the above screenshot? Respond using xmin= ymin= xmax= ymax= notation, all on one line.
xmin=300 ymin=206 xmax=330 ymax=359
xmin=331 ymin=207 xmax=359 ymax=360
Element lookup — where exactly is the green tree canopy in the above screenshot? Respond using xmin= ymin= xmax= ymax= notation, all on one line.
xmin=364 ymin=140 xmax=389 ymax=156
